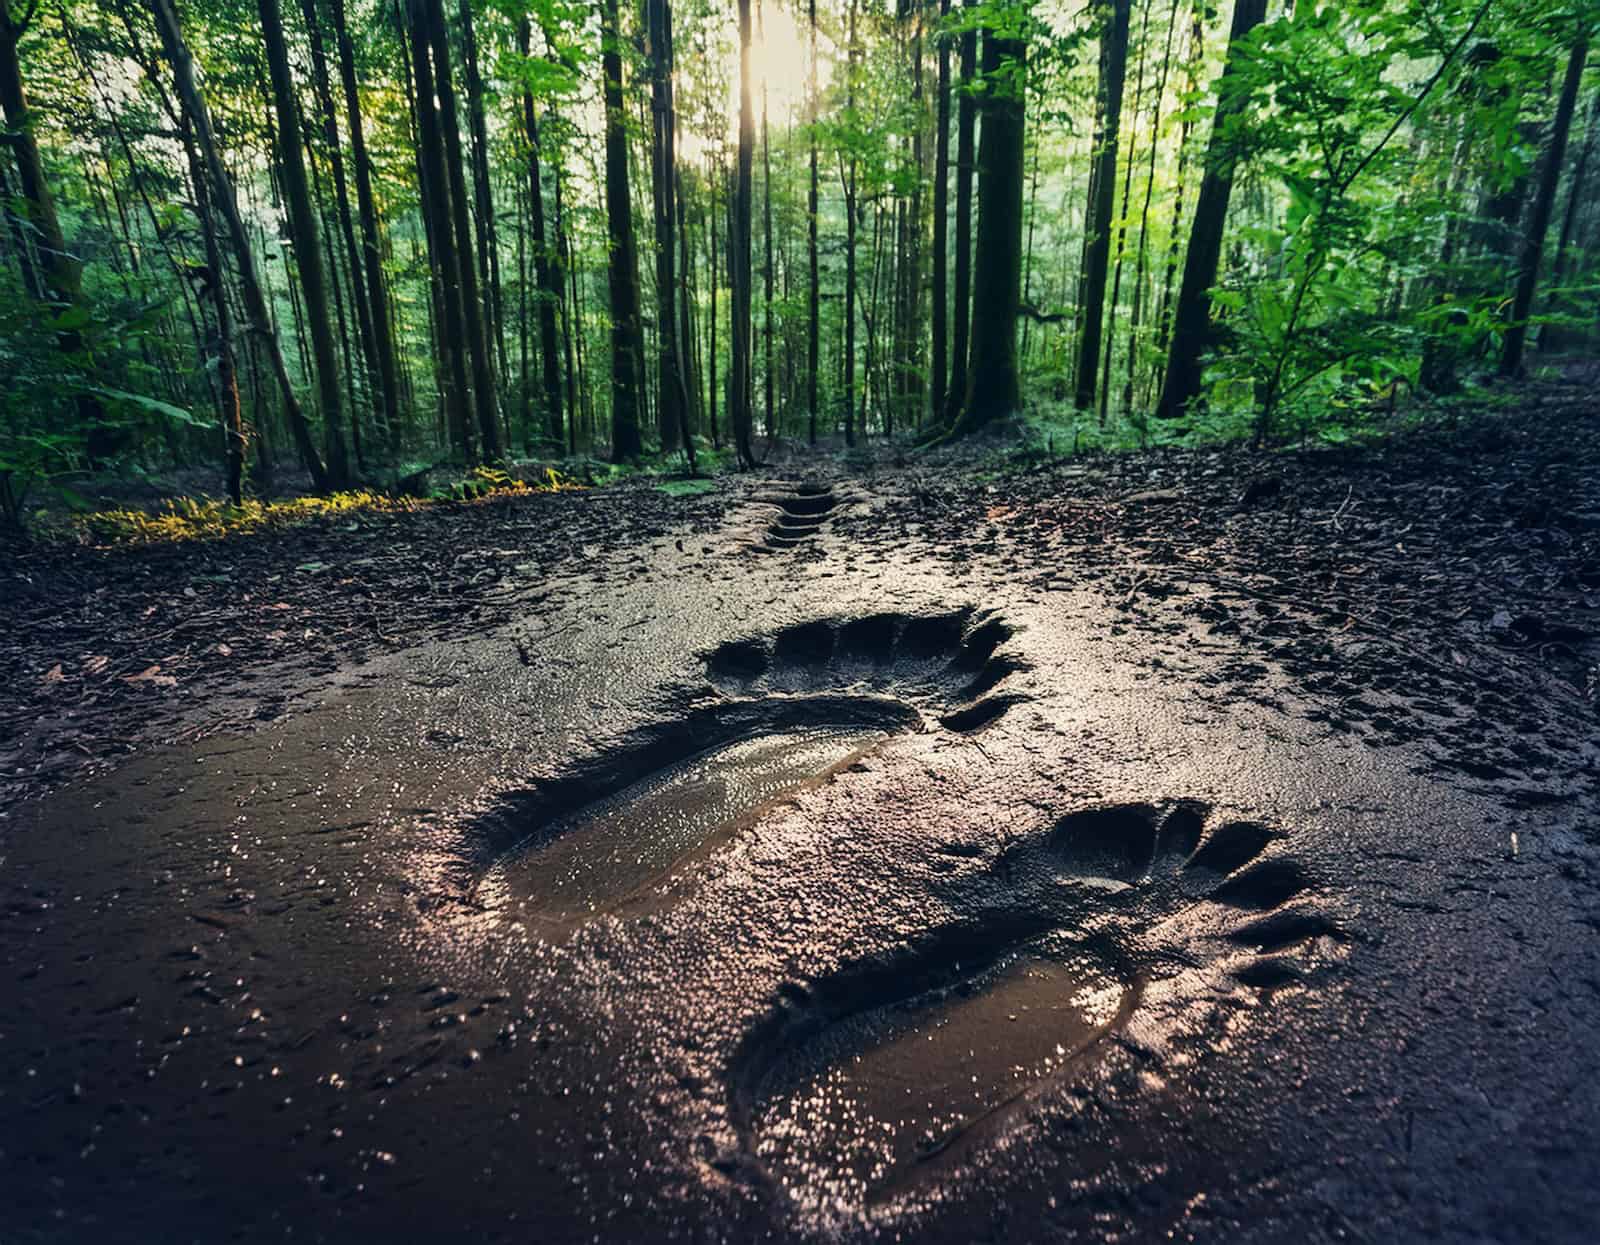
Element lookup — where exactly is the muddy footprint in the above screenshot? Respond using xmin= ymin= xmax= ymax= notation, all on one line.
xmin=450 ymin=610 xmax=1029 ymax=933
xmin=728 ymin=801 xmax=1342 ymax=1210
xmin=758 ymin=484 xmax=840 ymax=551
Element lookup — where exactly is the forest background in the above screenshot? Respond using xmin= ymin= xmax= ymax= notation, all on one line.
xmin=0 ymin=0 xmax=1594 ymax=529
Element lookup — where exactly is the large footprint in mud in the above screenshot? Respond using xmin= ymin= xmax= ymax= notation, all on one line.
xmin=455 ymin=609 xmax=1028 ymax=934
xmin=728 ymin=801 xmax=1343 ymax=1209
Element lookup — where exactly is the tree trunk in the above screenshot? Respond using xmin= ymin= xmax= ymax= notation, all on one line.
xmin=404 ymin=0 xmax=474 ymax=459
xmin=1503 ymin=32 xmax=1590 ymax=374
xmin=0 ymin=0 xmax=117 ymax=457
xmin=602 ymin=0 xmax=645 ymax=460
xmin=931 ymin=0 xmax=951 ymax=424
xmin=943 ymin=24 xmax=1024 ymax=436
xmin=1154 ymin=0 xmax=1268 ymax=421
xmin=730 ymin=0 xmax=757 ymax=465
xmin=807 ymin=0 xmax=821 ymax=444
xmin=647 ymin=0 xmax=692 ymax=460
xmin=424 ymin=0 xmax=499 ymax=457
xmin=519 ymin=21 xmax=565 ymax=447
xmin=297 ymin=0 xmax=381 ymax=445
xmin=1123 ymin=0 xmax=1178 ymax=411
xmin=150 ymin=0 xmax=327 ymax=487
xmin=762 ymin=72 xmax=775 ymax=441
xmin=942 ymin=0 xmax=977 ymax=425
xmin=1074 ymin=0 xmax=1130 ymax=412
xmin=842 ymin=0 xmax=860 ymax=446
xmin=260 ymin=0 xmax=350 ymax=484
xmin=459 ymin=0 xmax=506 ymax=395
xmin=1099 ymin=0 xmax=1153 ymax=425
xmin=330 ymin=0 xmax=401 ymax=447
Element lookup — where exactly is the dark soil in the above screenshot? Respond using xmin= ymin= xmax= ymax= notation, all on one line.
xmin=0 ymin=480 xmax=735 ymax=806
xmin=841 ymin=366 xmax=1600 ymax=811
xmin=5 ymin=368 xmax=1598 ymax=815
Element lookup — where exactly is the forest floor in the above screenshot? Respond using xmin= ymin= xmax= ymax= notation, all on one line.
xmin=3 ymin=368 xmax=1600 ymax=1244
xmin=5 ymin=365 xmax=1597 ymax=812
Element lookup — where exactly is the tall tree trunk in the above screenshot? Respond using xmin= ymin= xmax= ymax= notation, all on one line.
xmin=0 ymin=3 xmax=79 ymax=305
xmin=519 ymin=21 xmax=565 ymax=446
xmin=0 ymin=0 xmax=117 ymax=457
xmin=459 ymin=0 xmax=505 ymax=387
xmin=842 ymin=0 xmax=860 ymax=446
xmin=730 ymin=0 xmax=757 ymax=465
xmin=931 ymin=0 xmax=951 ymax=424
xmin=709 ymin=154 xmax=721 ymax=448
xmin=762 ymin=70 xmax=775 ymax=441
xmin=1503 ymin=32 xmax=1590 ymax=374
xmin=807 ymin=0 xmax=821 ymax=444
xmin=404 ymin=0 xmax=474 ymax=459
xmin=330 ymin=0 xmax=401 ymax=447
xmin=1099 ymin=0 xmax=1153 ymax=425
xmin=181 ymin=118 xmax=245 ymax=504
xmin=647 ymin=0 xmax=692 ymax=460
xmin=1154 ymin=0 xmax=1268 ymax=421
xmin=260 ymin=0 xmax=350 ymax=484
xmin=297 ymin=0 xmax=380 ymax=444
xmin=151 ymin=0 xmax=327 ymax=486
xmin=602 ymin=0 xmax=645 ymax=460
xmin=942 ymin=0 xmax=977 ymax=425
xmin=945 ymin=23 xmax=1025 ymax=436
xmin=1074 ymin=0 xmax=1131 ymax=412
xmin=425 ymin=0 xmax=499 ymax=457
xmin=1123 ymin=0 xmax=1178 ymax=411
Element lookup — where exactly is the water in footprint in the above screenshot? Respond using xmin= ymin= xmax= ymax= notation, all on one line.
xmin=478 ymin=729 xmax=884 ymax=928
xmin=750 ymin=947 xmax=1130 ymax=1206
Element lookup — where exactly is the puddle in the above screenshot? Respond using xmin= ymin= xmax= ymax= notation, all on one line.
xmin=476 ymin=728 xmax=884 ymax=928
xmin=746 ymin=945 xmax=1132 ymax=1205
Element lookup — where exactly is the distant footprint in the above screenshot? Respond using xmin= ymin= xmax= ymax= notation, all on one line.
xmin=442 ymin=609 xmax=1029 ymax=933
xmin=727 ymin=801 xmax=1342 ymax=1209
xmin=755 ymin=484 xmax=841 ymax=551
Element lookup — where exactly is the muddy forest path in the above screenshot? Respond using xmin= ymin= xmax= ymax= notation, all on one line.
xmin=5 ymin=392 xmax=1600 ymax=1245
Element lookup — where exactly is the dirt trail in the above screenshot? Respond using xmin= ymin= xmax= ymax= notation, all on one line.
xmin=3 ymin=382 xmax=1599 ymax=1243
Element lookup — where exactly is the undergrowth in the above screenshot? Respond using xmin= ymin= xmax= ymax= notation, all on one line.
xmin=74 ymin=465 xmax=582 ymax=545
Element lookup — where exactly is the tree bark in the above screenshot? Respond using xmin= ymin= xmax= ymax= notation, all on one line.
xmin=730 ymin=0 xmax=757 ymax=464
xmin=1074 ymin=0 xmax=1131 ymax=412
xmin=260 ymin=0 xmax=350 ymax=484
xmin=150 ymin=0 xmax=327 ymax=487
xmin=459 ymin=0 xmax=507 ymax=393
xmin=647 ymin=0 xmax=692 ymax=460
xmin=807 ymin=0 xmax=821 ymax=443
xmin=942 ymin=0 xmax=977 ymax=425
xmin=1503 ymin=31 xmax=1590 ymax=374
xmin=518 ymin=20 xmax=565 ymax=447
xmin=424 ymin=0 xmax=499 ymax=457
xmin=602 ymin=0 xmax=645 ymax=460
xmin=404 ymin=0 xmax=474 ymax=459
xmin=946 ymin=22 xmax=1025 ymax=435
xmin=1154 ymin=0 xmax=1268 ymax=421
xmin=297 ymin=0 xmax=380 ymax=445
xmin=330 ymin=0 xmax=402 ymax=447
xmin=842 ymin=0 xmax=860 ymax=446
xmin=931 ymin=0 xmax=951 ymax=424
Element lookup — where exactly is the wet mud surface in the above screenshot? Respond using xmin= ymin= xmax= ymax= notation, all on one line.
xmin=5 ymin=384 xmax=1600 ymax=1243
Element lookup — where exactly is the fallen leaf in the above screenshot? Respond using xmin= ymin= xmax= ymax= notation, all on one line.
xmin=123 ymin=665 xmax=169 ymax=684
xmin=42 ymin=663 xmax=64 ymax=683
xmin=82 ymin=655 xmax=109 ymax=674
xmin=215 ymin=643 xmax=233 ymax=657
